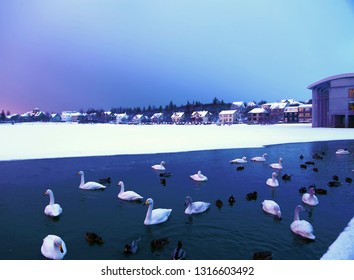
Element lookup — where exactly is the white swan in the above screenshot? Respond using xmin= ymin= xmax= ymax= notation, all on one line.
xmin=336 ymin=149 xmax=350 ymax=155
xmin=44 ymin=189 xmax=63 ymax=217
xmin=230 ymin=156 xmax=247 ymax=164
xmin=251 ymin=153 xmax=268 ymax=162
xmin=290 ymin=205 xmax=315 ymax=240
xmin=41 ymin=235 xmax=67 ymax=260
xmin=77 ymin=171 xmax=106 ymax=190
xmin=144 ymin=198 xmax=172 ymax=225
xmin=190 ymin=170 xmax=208 ymax=182
xmin=117 ymin=181 xmax=143 ymax=201
xmin=270 ymin=158 xmax=283 ymax=170
xmin=151 ymin=161 xmax=166 ymax=171
xmin=266 ymin=172 xmax=279 ymax=187
xmin=302 ymin=187 xmax=319 ymax=206
xmin=184 ymin=196 xmax=210 ymax=214
xmin=262 ymin=200 xmax=281 ymax=218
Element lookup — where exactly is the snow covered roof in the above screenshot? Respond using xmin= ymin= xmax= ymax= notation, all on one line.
xmin=248 ymin=108 xmax=268 ymax=114
xmin=270 ymin=102 xmax=288 ymax=110
xmin=219 ymin=110 xmax=237 ymax=115
xmin=231 ymin=101 xmax=244 ymax=107
xmin=151 ymin=113 xmax=163 ymax=118
xmin=171 ymin=112 xmax=184 ymax=118
xmin=191 ymin=110 xmax=210 ymax=117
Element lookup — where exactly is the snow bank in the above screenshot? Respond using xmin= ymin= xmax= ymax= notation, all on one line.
xmin=1 ymin=122 xmax=353 ymax=161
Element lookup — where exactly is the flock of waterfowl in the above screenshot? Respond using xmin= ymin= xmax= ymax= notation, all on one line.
xmin=41 ymin=147 xmax=353 ymax=260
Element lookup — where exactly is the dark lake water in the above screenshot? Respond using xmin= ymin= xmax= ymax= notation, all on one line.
xmin=0 ymin=140 xmax=353 ymax=260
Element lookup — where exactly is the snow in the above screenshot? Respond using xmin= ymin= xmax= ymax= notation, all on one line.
xmin=0 ymin=122 xmax=353 ymax=161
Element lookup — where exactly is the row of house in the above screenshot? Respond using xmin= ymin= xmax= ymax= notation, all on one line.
xmin=4 ymin=100 xmax=312 ymax=125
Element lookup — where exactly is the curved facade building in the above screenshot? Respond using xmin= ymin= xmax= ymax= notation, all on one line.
xmin=307 ymin=73 xmax=354 ymax=128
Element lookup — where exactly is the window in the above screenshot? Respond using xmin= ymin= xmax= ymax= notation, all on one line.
xmin=349 ymin=101 xmax=354 ymax=111
xmin=349 ymin=88 xmax=354 ymax=98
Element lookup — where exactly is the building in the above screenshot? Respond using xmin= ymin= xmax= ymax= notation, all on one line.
xmin=247 ymin=108 xmax=269 ymax=124
xmin=307 ymin=73 xmax=354 ymax=128
xmin=218 ymin=110 xmax=237 ymax=124
xmin=150 ymin=113 xmax=164 ymax=124
xmin=284 ymin=105 xmax=299 ymax=123
xmin=298 ymin=104 xmax=312 ymax=123
xmin=171 ymin=112 xmax=185 ymax=123
xmin=116 ymin=113 xmax=129 ymax=124
xmin=190 ymin=110 xmax=212 ymax=124
xmin=61 ymin=111 xmax=82 ymax=122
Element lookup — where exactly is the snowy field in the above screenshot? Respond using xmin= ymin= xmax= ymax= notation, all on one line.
xmin=0 ymin=122 xmax=353 ymax=161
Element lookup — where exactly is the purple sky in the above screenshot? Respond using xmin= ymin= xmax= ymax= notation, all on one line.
xmin=1 ymin=0 xmax=354 ymax=114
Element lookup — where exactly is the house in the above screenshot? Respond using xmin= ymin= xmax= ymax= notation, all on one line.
xmin=268 ymin=102 xmax=288 ymax=123
xmin=218 ymin=110 xmax=237 ymax=124
xmin=247 ymin=108 xmax=269 ymax=124
xmin=190 ymin=111 xmax=211 ymax=124
xmin=284 ymin=104 xmax=300 ymax=123
xmin=116 ymin=113 xmax=129 ymax=124
xmin=150 ymin=113 xmax=164 ymax=124
xmin=171 ymin=112 xmax=185 ymax=123
xmin=298 ymin=104 xmax=312 ymax=123
xmin=307 ymin=73 xmax=354 ymax=128
xmin=61 ymin=111 xmax=83 ymax=122
xmin=50 ymin=113 xmax=62 ymax=122
xmin=131 ymin=114 xmax=149 ymax=124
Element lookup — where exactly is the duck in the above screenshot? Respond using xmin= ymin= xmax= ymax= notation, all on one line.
xmin=345 ymin=177 xmax=353 ymax=184
xmin=171 ymin=241 xmax=186 ymax=260
xmin=290 ymin=205 xmax=315 ymax=240
xmin=215 ymin=199 xmax=223 ymax=209
xmin=144 ymin=198 xmax=172 ymax=225
xmin=266 ymin=172 xmax=279 ymax=187
xmin=298 ymin=187 xmax=307 ymax=194
xmin=77 ymin=171 xmax=106 ymax=190
xmin=184 ymin=196 xmax=211 ymax=214
xmin=328 ymin=180 xmax=341 ymax=187
xmin=230 ymin=156 xmax=247 ymax=164
xmin=151 ymin=238 xmax=170 ymax=249
xmin=98 ymin=177 xmax=111 ymax=184
xmin=124 ymin=240 xmax=138 ymax=255
xmin=228 ymin=195 xmax=236 ymax=205
xmin=270 ymin=158 xmax=283 ymax=170
xmin=302 ymin=187 xmax=319 ymax=206
xmin=246 ymin=191 xmax=257 ymax=201
xmin=262 ymin=200 xmax=281 ymax=218
xmin=151 ymin=161 xmax=166 ymax=171
xmin=300 ymin=164 xmax=307 ymax=169
xmin=43 ymin=189 xmax=63 ymax=217
xmin=315 ymin=188 xmax=327 ymax=195
xmin=332 ymin=175 xmax=339 ymax=181
xmin=305 ymin=161 xmax=315 ymax=165
xmin=313 ymin=167 xmax=319 ymax=172
xmin=252 ymin=251 xmax=273 ymax=260
xmin=190 ymin=170 xmax=208 ymax=182
xmin=251 ymin=153 xmax=268 ymax=162
xmin=117 ymin=181 xmax=143 ymax=201
xmin=236 ymin=166 xmax=245 ymax=171
xmin=336 ymin=148 xmax=350 ymax=155
xmin=281 ymin=174 xmax=292 ymax=181
xmin=41 ymin=234 xmax=67 ymax=260
xmin=299 ymin=154 xmax=304 ymax=160
xmin=159 ymin=172 xmax=172 ymax=178
xmin=85 ymin=232 xmax=104 ymax=245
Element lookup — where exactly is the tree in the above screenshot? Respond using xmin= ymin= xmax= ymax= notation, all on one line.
xmin=0 ymin=110 xmax=6 ymax=122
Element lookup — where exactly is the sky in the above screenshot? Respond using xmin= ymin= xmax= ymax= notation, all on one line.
xmin=1 ymin=0 xmax=354 ymax=114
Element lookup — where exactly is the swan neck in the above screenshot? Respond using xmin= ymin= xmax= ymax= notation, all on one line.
xmin=48 ymin=191 xmax=55 ymax=205
xmin=80 ymin=173 xmax=85 ymax=187
xmin=294 ymin=207 xmax=300 ymax=220
xmin=145 ymin=203 xmax=153 ymax=223
xmin=119 ymin=183 xmax=125 ymax=194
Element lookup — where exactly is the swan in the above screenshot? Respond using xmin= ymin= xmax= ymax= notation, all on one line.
xmin=144 ymin=198 xmax=172 ymax=225
xmin=251 ymin=153 xmax=268 ymax=162
xmin=262 ymin=200 xmax=281 ymax=218
xmin=151 ymin=161 xmax=166 ymax=171
xmin=302 ymin=187 xmax=319 ymax=206
xmin=77 ymin=171 xmax=106 ymax=190
xmin=290 ymin=205 xmax=315 ymax=240
xmin=266 ymin=172 xmax=279 ymax=187
xmin=184 ymin=196 xmax=210 ymax=214
xmin=270 ymin=158 xmax=283 ymax=170
xmin=41 ymin=235 xmax=67 ymax=260
xmin=336 ymin=149 xmax=350 ymax=155
xmin=230 ymin=156 xmax=247 ymax=164
xmin=44 ymin=189 xmax=63 ymax=217
xmin=117 ymin=181 xmax=143 ymax=201
xmin=190 ymin=170 xmax=208 ymax=182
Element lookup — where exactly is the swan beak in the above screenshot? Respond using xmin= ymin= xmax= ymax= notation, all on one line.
xmin=58 ymin=244 xmax=64 ymax=253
